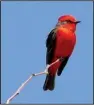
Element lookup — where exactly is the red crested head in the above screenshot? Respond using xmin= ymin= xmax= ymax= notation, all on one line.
xmin=56 ymin=15 xmax=80 ymax=32
xmin=58 ymin=15 xmax=77 ymax=23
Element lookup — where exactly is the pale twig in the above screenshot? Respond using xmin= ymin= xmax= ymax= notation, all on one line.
xmin=6 ymin=58 xmax=62 ymax=104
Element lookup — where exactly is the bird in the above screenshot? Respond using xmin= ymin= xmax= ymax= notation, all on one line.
xmin=43 ymin=15 xmax=80 ymax=91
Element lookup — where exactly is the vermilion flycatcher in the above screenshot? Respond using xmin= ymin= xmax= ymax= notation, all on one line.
xmin=43 ymin=15 xmax=80 ymax=91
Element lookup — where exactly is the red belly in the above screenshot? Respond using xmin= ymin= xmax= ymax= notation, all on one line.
xmin=54 ymin=29 xmax=76 ymax=57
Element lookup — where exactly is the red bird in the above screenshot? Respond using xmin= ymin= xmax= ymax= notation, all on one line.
xmin=43 ymin=15 xmax=80 ymax=91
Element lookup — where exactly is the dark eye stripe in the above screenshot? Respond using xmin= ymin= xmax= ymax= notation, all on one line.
xmin=66 ymin=20 xmax=73 ymax=23
xmin=61 ymin=20 xmax=74 ymax=25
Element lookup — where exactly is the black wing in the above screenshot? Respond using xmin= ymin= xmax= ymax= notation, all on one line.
xmin=46 ymin=29 xmax=56 ymax=64
xmin=43 ymin=29 xmax=56 ymax=91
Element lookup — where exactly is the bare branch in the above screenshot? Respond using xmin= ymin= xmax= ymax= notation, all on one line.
xmin=6 ymin=58 xmax=61 ymax=104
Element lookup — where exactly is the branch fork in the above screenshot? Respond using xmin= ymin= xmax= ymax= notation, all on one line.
xmin=6 ymin=58 xmax=62 ymax=104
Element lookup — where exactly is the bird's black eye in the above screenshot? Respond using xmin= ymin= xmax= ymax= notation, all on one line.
xmin=66 ymin=20 xmax=74 ymax=23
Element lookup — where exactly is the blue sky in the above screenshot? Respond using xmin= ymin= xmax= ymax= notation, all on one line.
xmin=1 ymin=1 xmax=93 ymax=104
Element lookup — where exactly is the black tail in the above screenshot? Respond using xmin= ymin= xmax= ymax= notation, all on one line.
xmin=43 ymin=73 xmax=55 ymax=91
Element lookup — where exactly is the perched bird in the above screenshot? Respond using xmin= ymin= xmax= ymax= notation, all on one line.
xmin=43 ymin=15 xmax=80 ymax=91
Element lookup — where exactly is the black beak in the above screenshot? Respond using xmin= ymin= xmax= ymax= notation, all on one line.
xmin=75 ymin=21 xmax=81 ymax=24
